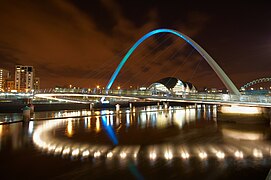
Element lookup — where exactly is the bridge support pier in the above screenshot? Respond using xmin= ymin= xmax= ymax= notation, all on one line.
xmin=89 ymin=103 xmax=93 ymax=110
xmin=116 ymin=104 xmax=120 ymax=112
xmin=22 ymin=106 xmax=31 ymax=122
xmin=163 ymin=102 xmax=168 ymax=109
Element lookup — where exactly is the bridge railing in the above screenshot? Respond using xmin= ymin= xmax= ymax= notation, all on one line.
xmin=34 ymin=89 xmax=271 ymax=105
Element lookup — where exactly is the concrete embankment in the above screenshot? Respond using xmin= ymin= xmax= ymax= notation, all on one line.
xmin=0 ymin=102 xmax=90 ymax=113
xmin=0 ymin=101 xmax=195 ymax=113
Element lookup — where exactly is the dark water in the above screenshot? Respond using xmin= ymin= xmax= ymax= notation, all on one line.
xmin=0 ymin=105 xmax=271 ymax=179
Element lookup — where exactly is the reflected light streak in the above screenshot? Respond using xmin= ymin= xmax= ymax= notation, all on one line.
xmin=220 ymin=105 xmax=261 ymax=114
xmin=72 ymin=149 xmax=80 ymax=157
xmin=54 ymin=147 xmax=63 ymax=154
xmin=253 ymin=149 xmax=263 ymax=158
xmin=165 ymin=151 xmax=173 ymax=160
xmin=94 ymin=151 xmax=101 ymax=158
xmin=199 ymin=152 xmax=207 ymax=159
xmin=96 ymin=117 xmax=100 ymax=132
xmin=216 ymin=151 xmax=225 ymax=159
xmin=107 ymin=152 xmax=113 ymax=158
xmin=234 ymin=151 xmax=244 ymax=159
xmin=32 ymin=116 xmax=271 ymax=163
xmin=0 ymin=125 xmax=2 ymax=136
xmin=28 ymin=121 xmax=34 ymax=135
xmin=66 ymin=120 xmax=73 ymax=137
xmin=120 ymin=152 xmax=127 ymax=159
xmin=181 ymin=152 xmax=190 ymax=159
xmin=82 ymin=150 xmax=90 ymax=157
xmin=101 ymin=111 xmax=118 ymax=145
xmin=63 ymin=148 xmax=70 ymax=155
xmin=149 ymin=152 xmax=157 ymax=160
xmin=222 ymin=129 xmax=263 ymax=141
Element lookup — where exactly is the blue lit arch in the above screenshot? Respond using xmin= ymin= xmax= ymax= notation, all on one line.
xmin=106 ymin=29 xmax=240 ymax=95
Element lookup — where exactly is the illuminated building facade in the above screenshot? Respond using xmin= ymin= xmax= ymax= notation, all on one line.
xmin=0 ymin=68 xmax=10 ymax=91
xmin=34 ymin=77 xmax=40 ymax=90
xmin=15 ymin=65 xmax=34 ymax=92
xmin=5 ymin=79 xmax=15 ymax=92
xmin=148 ymin=77 xmax=197 ymax=96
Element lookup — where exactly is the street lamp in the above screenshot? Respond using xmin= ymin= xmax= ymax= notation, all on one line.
xmin=117 ymin=86 xmax=120 ymax=90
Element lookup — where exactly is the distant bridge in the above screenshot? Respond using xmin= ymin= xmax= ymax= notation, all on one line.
xmin=241 ymin=77 xmax=271 ymax=90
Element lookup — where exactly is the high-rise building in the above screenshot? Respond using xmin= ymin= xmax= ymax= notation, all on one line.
xmin=34 ymin=77 xmax=40 ymax=90
xmin=15 ymin=65 xmax=34 ymax=92
xmin=5 ymin=79 xmax=15 ymax=92
xmin=0 ymin=68 xmax=10 ymax=91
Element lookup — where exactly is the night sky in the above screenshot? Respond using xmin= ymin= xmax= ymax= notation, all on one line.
xmin=0 ymin=0 xmax=271 ymax=89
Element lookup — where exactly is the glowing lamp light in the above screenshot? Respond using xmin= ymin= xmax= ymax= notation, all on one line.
xmin=82 ymin=150 xmax=90 ymax=157
xmin=164 ymin=151 xmax=173 ymax=160
xmin=107 ymin=152 xmax=113 ymax=158
xmin=120 ymin=152 xmax=127 ymax=159
xmin=199 ymin=152 xmax=207 ymax=159
xmin=72 ymin=149 xmax=80 ymax=156
xmin=94 ymin=151 xmax=101 ymax=158
xmin=216 ymin=151 xmax=225 ymax=159
xmin=149 ymin=152 xmax=157 ymax=160
xmin=234 ymin=151 xmax=243 ymax=158
xmin=54 ymin=147 xmax=63 ymax=154
xmin=253 ymin=149 xmax=263 ymax=158
xmin=62 ymin=148 xmax=70 ymax=155
xmin=181 ymin=152 xmax=190 ymax=159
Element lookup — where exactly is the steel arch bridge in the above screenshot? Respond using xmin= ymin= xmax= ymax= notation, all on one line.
xmin=105 ymin=28 xmax=240 ymax=96
xmin=240 ymin=77 xmax=271 ymax=90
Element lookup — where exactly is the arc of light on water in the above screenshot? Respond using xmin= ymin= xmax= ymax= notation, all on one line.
xmin=104 ymin=28 xmax=240 ymax=96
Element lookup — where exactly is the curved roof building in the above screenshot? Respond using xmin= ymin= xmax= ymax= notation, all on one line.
xmin=148 ymin=77 xmax=197 ymax=95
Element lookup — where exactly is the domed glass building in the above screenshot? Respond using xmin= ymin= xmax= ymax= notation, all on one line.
xmin=148 ymin=77 xmax=197 ymax=96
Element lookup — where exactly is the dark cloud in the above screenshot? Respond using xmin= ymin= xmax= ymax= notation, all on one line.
xmin=0 ymin=0 xmax=270 ymax=90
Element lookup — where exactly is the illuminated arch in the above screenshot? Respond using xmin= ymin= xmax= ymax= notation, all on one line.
xmin=106 ymin=29 xmax=240 ymax=95
xmin=240 ymin=77 xmax=271 ymax=90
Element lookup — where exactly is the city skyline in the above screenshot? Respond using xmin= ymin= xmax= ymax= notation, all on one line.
xmin=0 ymin=1 xmax=271 ymax=89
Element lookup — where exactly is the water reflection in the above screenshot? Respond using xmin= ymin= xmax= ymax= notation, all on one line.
xmin=66 ymin=119 xmax=73 ymax=137
xmin=27 ymin=106 xmax=271 ymax=165
xmin=1 ymin=105 xmax=271 ymax=179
